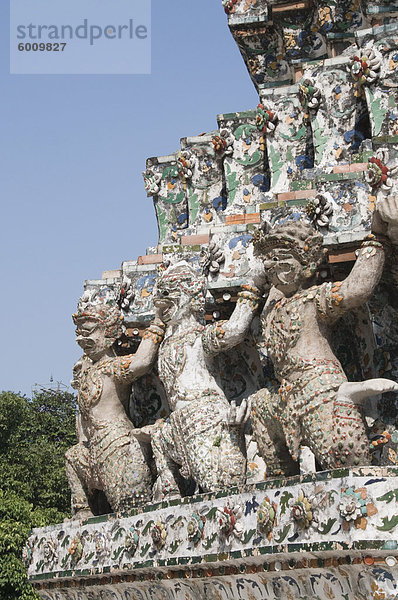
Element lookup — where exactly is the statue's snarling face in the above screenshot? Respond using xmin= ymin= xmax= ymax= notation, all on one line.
xmin=253 ymin=221 xmax=324 ymax=297
xmin=154 ymin=262 xmax=206 ymax=325
xmin=75 ymin=319 xmax=111 ymax=362
xmin=153 ymin=285 xmax=191 ymax=325
xmin=72 ymin=304 xmax=123 ymax=362
xmin=262 ymin=248 xmax=304 ymax=296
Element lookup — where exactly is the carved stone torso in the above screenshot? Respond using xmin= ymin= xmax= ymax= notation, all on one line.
xmin=77 ymin=356 xmax=133 ymax=426
xmin=264 ymin=292 xmax=303 ymax=367
xmin=262 ymin=284 xmax=340 ymax=381
xmin=158 ymin=325 xmax=226 ymax=411
xmin=158 ymin=329 xmax=197 ymax=390
xmin=78 ymin=361 xmax=104 ymax=419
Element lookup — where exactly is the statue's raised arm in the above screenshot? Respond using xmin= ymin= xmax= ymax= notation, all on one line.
xmin=318 ymin=195 xmax=398 ymax=316
xmin=201 ymin=281 xmax=263 ymax=355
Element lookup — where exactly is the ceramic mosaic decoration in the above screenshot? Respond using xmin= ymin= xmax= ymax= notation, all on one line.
xmin=27 ymin=1 xmax=398 ymax=598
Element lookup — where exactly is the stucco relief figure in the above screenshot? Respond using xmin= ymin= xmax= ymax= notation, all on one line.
xmin=150 ymin=261 xmax=262 ymax=500
xmin=251 ymin=207 xmax=398 ymax=475
xmin=65 ymin=303 xmax=165 ymax=518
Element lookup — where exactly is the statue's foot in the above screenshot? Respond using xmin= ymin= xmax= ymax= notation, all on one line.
xmin=226 ymin=399 xmax=252 ymax=427
xmin=64 ymin=508 xmax=94 ymax=523
xmin=337 ymin=378 xmax=398 ymax=404
xmin=130 ymin=425 xmax=153 ymax=443
xmin=152 ymin=476 xmax=181 ymax=503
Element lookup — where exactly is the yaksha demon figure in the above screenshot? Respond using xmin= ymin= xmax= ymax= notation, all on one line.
xmin=151 ymin=261 xmax=262 ymax=500
xmin=251 ymin=204 xmax=398 ymax=475
xmin=65 ymin=302 xmax=165 ymax=518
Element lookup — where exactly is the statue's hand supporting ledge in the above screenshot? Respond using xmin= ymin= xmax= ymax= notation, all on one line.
xmin=372 ymin=195 xmax=398 ymax=245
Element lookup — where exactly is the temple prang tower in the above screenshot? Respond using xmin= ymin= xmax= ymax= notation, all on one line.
xmin=26 ymin=2 xmax=398 ymax=598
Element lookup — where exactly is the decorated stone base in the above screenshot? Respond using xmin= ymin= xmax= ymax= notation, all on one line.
xmin=27 ymin=467 xmax=398 ymax=599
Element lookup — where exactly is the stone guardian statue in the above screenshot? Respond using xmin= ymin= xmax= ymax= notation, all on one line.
xmin=65 ymin=302 xmax=165 ymax=518
xmin=250 ymin=206 xmax=398 ymax=475
xmin=151 ymin=261 xmax=262 ymax=499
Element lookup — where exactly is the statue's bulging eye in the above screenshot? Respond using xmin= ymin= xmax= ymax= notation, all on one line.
xmin=162 ymin=290 xmax=169 ymax=297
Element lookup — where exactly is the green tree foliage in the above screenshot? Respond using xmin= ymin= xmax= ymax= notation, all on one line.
xmin=0 ymin=389 xmax=77 ymax=600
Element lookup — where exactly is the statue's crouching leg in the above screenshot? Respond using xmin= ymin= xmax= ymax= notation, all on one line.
xmin=301 ymin=397 xmax=370 ymax=469
xmin=96 ymin=435 xmax=153 ymax=513
xmin=212 ymin=422 xmax=247 ymax=489
xmin=151 ymin=420 xmax=181 ymax=501
xmin=251 ymin=388 xmax=298 ymax=477
xmin=152 ymin=403 xmax=248 ymax=496
xmin=181 ymin=400 xmax=248 ymax=491
xmin=65 ymin=443 xmax=93 ymax=517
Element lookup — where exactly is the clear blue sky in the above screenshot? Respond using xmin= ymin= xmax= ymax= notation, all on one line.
xmin=0 ymin=0 xmax=258 ymax=396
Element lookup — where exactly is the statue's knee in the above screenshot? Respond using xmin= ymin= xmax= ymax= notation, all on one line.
xmin=65 ymin=444 xmax=80 ymax=464
xmin=65 ymin=443 xmax=89 ymax=471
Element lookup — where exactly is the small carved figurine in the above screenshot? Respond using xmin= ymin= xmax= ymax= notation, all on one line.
xmin=65 ymin=302 xmax=165 ymax=518
xmin=150 ymin=261 xmax=261 ymax=500
xmin=251 ymin=205 xmax=398 ymax=474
